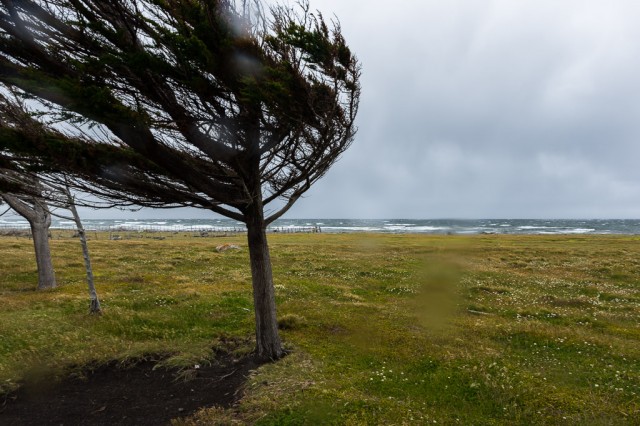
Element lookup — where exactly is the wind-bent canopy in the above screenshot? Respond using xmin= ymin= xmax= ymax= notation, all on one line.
xmin=0 ymin=0 xmax=360 ymax=223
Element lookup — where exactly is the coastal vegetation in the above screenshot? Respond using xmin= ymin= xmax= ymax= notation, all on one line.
xmin=1 ymin=233 xmax=638 ymax=424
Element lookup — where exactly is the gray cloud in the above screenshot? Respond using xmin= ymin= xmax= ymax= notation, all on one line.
xmin=285 ymin=0 xmax=640 ymax=218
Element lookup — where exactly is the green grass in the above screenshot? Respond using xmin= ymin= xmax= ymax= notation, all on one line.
xmin=1 ymin=233 xmax=639 ymax=424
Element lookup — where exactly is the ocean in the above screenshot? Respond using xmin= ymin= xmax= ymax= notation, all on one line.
xmin=2 ymin=218 xmax=640 ymax=235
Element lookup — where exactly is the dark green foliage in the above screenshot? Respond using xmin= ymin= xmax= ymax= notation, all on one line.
xmin=0 ymin=0 xmax=360 ymax=221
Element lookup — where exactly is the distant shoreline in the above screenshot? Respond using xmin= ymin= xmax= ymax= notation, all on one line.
xmin=2 ymin=218 xmax=640 ymax=235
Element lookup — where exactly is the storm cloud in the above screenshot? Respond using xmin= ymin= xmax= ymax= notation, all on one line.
xmin=283 ymin=0 xmax=640 ymax=219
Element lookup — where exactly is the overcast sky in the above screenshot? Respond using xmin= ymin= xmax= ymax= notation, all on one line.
xmin=83 ymin=0 xmax=640 ymax=219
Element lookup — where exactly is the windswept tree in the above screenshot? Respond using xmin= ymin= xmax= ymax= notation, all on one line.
xmin=0 ymin=0 xmax=360 ymax=359
xmin=0 ymin=96 xmax=56 ymax=290
xmin=0 ymin=94 xmax=101 ymax=304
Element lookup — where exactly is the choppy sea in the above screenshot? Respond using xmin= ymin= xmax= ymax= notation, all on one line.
xmin=2 ymin=218 xmax=640 ymax=235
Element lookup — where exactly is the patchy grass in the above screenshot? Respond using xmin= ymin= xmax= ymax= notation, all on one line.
xmin=1 ymin=233 xmax=639 ymax=424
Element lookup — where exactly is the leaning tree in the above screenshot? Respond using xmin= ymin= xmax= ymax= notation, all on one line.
xmin=0 ymin=0 xmax=360 ymax=359
xmin=1 ymin=94 xmax=105 ymax=305
xmin=0 ymin=98 xmax=57 ymax=290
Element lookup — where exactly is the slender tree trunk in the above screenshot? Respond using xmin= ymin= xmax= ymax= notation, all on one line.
xmin=2 ymin=194 xmax=57 ymax=290
xmin=64 ymin=186 xmax=101 ymax=314
xmin=245 ymin=201 xmax=284 ymax=360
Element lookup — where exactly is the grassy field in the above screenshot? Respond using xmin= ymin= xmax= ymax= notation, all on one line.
xmin=0 ymin=233 xmax=639 ymax=424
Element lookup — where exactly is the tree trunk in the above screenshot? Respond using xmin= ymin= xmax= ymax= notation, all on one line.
xmin=31 ymin=216 xmax=57 ymax=290
xmin=65 ymin=187 xmax=101 ymax=314
xmin=77 ymin=223 xmax=101 ymax=314
xmin=245 ymin=202 xmax=284 ymax=360
xmin=2 ymin=194 xmax=57 ymax=290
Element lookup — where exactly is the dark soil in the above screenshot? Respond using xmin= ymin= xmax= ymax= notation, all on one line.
xmin=0 ymin=353 xmax=265 ymax=426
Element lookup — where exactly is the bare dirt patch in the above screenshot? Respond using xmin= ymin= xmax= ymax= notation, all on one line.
xmin=0 ymin=353 xmax=265 ymax=426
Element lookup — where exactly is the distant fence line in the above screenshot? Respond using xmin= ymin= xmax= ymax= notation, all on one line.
xmin=0 ymin=224 xmax=319 ymax=237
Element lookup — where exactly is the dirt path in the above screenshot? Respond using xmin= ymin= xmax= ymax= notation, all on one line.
xmin=0 ymin=354 xmax=263 ymax=425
